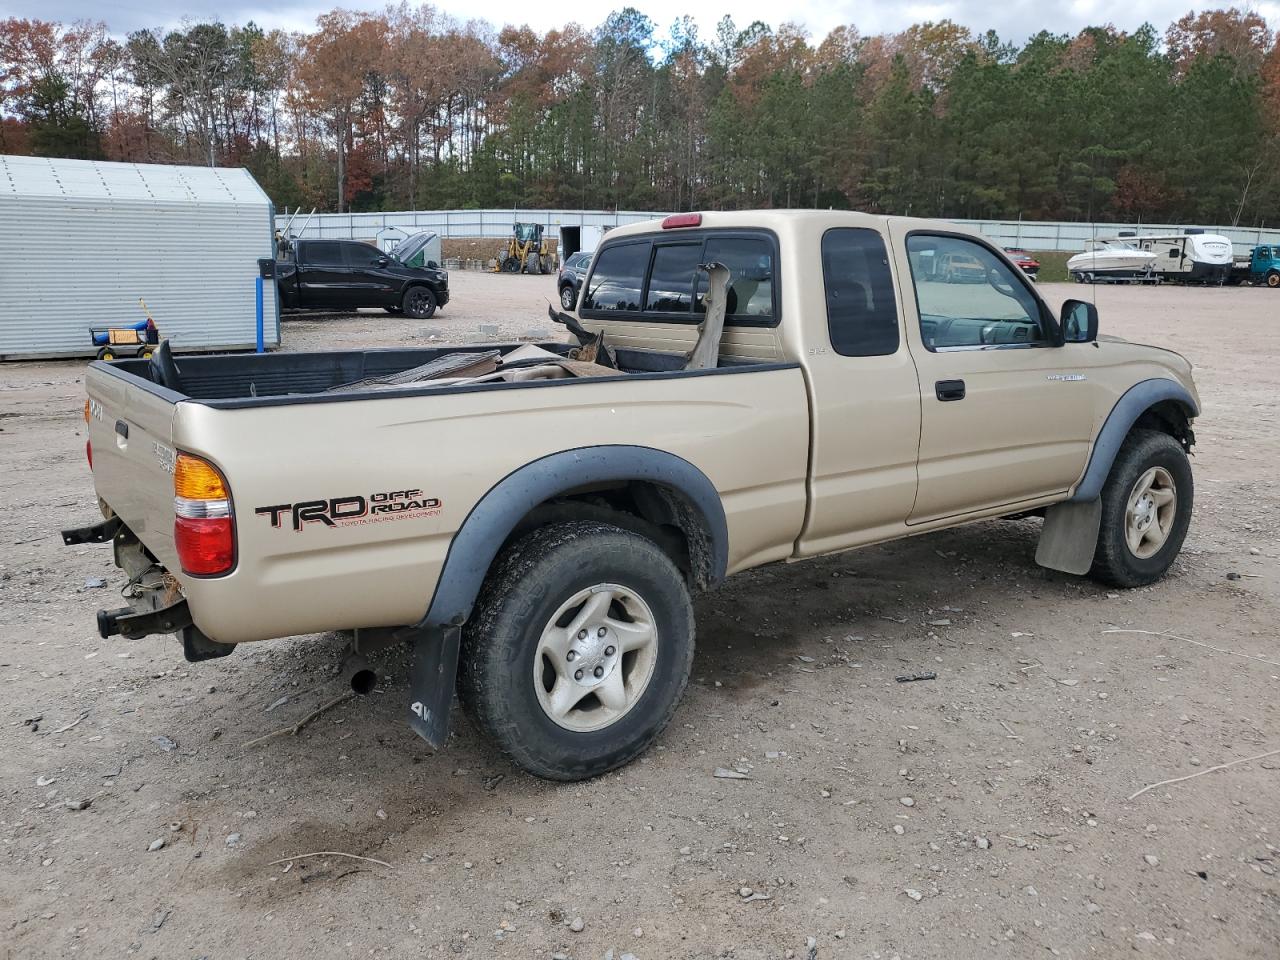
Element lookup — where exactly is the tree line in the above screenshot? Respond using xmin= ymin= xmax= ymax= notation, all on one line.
xmin=2 ymin=6 xmax=1279 ymax=226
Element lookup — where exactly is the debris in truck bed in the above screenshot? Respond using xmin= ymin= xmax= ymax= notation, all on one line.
xmin=326 ymin=351 xmax=501 ymax=392
xmin=686 ymin=261 xmax=729 ymax=371
xmin=328 ymin=344 xmax=619 ymax=394
xmin=547 ymin=304 xmax=618 ymax=368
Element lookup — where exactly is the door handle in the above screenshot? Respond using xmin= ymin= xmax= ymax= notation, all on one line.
xmin=935 ymin=379 xmax=966 ymax=402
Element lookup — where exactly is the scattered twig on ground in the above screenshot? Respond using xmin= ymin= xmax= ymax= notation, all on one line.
xmin=269 ymin=851 xmax=391 ymax=868
xmin=998 ymin=720 xmax=1023 ymax=739
xmin=242 ymin=692 xmax=356 ymax=749
xmin=1127 ymin=747 xmax=1280 ymax=801
xmin=52 ymin=711 xmax=88 ymax=734
xmin=1103 ymin=628 xmax=1280 ymax=668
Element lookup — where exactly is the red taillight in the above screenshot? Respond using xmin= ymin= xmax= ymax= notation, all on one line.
xmin=661 ymin=213 xmax=702 ymax=229
xmin=86 ymin=440 xmax=93 ymax=470
xmin=174 ymin=516 xmax=235 ymax=576
xmin=173 ymin=453 xmax=235 ymax=576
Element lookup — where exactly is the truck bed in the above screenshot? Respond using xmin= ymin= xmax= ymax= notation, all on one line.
xmin=104 ymin=341 xmax=779 ymax=407
xmin=85 ymin=340 xmax=810 ymax=645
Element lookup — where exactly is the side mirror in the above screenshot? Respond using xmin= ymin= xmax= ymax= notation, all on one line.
xmin=1061 ymin=299 xmax=1099 ymax=343
xmin=426 ymin=260 xmax=438 ymax=269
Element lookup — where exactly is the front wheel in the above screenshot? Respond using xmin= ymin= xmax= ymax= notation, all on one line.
xmin=402 ymin=286 xmax=437 ymax=319
xmin=559 ymin=284 xmax=577 ymax=310
xmin=1267 ymin=271 xmax=1280 ymax=288
xmin=458 ymin=521 xmax=695 ymax=781
xmin=1089 ymin=429 xmax=1193 ymax=588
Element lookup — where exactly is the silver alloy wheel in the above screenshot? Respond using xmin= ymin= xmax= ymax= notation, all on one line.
xmin=533 ymin=583 xmax=659 ymax=732
xmin=560 ymin=284 xmax=575 ymax=309
xmin=1125 ymin=465 xmax=1177 ymax=559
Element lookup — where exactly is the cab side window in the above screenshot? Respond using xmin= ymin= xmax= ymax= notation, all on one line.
xmin=821 ymin=228 xmax=899 ymax=356
xmin=906 ymin=235 xmax=1045 ymax=350
xmin=306 ymin=242 xmax=346 ymax=266
xmin=345 ymin=242 xmax=384 ymax=267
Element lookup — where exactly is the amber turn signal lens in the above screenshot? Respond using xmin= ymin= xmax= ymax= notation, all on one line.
xmin=174 ymin=453 xmax=228 ymax=500
xmin=84 ymin=399 xmax=90 ymax=424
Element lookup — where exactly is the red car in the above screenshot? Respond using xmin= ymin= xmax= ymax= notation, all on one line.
xmin=1004 ymin=248 xmax=1041 ymax=278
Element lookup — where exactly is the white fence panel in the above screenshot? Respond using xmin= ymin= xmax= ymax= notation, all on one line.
xmin=289 ymin=209 xmax=1280 ymax=255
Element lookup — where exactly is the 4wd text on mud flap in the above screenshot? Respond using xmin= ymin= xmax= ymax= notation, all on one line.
xmin=255 ymin=489 xmax=442 ymax=531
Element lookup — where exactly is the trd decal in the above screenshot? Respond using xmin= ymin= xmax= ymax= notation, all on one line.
xmin=256 ymin=488 xmax=442 ymax=531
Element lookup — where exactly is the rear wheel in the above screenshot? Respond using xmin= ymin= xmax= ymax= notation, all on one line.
xmin=458 ymin=521 xmax=695 ymax=781
xmin=402 ymin=286 xmax=437 ymax=319
xmin=500 ymin=257 xmax=520 ymax=273
xmin=1089 ymin=429 xmax=1193 ymax=588
xmin=95 ymin=347 xmax=115 ymax=361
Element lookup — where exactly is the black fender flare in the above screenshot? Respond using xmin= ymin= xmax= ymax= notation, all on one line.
xmin=1068 ymin=377 xmax=1199 ymax=503
xmin=418 ymin=445 xmax=728 ymax=629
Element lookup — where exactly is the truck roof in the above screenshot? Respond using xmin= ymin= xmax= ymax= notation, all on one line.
xmin=603 ymin=209 xmax=981 ymax=241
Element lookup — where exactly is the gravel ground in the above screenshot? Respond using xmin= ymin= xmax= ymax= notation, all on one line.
xmin=1 ymin=276 xmax=1277 ymax=960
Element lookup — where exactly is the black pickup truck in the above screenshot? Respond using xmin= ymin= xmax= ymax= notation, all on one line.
xmin=276 ymin=233 xmax=450 ymax=318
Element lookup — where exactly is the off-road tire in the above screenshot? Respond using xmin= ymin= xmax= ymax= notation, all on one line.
xmin=1089 ymin=429 xmax=1193 ymax=588
xmin=402 ymin=286 xmax=437 ymax=319
xmin=458 ymin=520 xmax=695 ymax=781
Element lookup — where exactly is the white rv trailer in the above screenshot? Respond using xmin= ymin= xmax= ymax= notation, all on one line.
xmin=1119 ymin=230 xmax=1234 ymax=283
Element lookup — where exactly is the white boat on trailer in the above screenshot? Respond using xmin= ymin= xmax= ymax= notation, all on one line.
xmin=1067 ymin=239 xmax=1158 ymax=284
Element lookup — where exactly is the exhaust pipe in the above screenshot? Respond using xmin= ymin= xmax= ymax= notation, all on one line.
xmin=340 ymin=652 xmax=379 ymax=695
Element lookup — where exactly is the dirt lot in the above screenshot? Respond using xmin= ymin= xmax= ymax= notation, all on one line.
xmin=2 ymin=275 xmax=1277 ymax=960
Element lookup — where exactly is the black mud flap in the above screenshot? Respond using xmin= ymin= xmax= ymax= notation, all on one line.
xmin=407 ymin=626 xmax=461 ymax=749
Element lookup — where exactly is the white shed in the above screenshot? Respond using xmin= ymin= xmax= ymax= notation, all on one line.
xmin=0 ymin=155 xmax=278 ymax=359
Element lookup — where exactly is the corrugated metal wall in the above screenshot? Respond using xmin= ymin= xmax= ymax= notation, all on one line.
xmin=0 ymin=156 xmax=278 ymax=360
xmin=293 ymin=207 xmax=1280 ymax=255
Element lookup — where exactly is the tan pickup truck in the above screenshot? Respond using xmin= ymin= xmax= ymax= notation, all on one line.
xmin=64 ymin=210 xmax=1199 ymax=781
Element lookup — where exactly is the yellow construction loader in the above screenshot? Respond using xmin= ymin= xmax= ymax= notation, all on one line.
xmin=494 ymin=222 xmax=552 ymax=274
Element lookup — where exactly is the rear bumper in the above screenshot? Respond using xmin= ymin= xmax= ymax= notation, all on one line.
xmin=63 ymin=516 xmax=190 ymax=641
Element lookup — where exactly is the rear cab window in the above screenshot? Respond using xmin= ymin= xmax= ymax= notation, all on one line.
xmin=580 ymin=229 xmax=779 ymax=326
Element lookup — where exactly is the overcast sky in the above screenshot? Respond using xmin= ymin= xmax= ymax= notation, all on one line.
xmin=4 ymin=0 xmax=1278 ymax=46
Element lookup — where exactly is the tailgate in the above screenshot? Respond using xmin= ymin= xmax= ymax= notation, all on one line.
xmin=86 ymin=365 xmax=180 ymax=568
